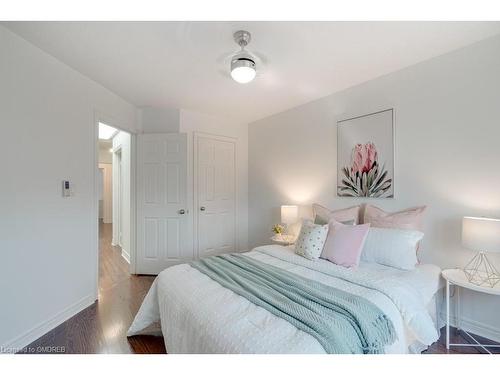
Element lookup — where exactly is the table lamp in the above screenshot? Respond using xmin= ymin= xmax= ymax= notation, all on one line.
xmin=462 ymin=216 xmax=500 ymax=287
xmin=281 ymin=205 xmax=298 ymax=226
xmin=279 ymin=205 xmax=299 ymax=242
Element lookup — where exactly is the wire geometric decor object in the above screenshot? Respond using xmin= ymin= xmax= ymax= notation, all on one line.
xmin=463 ymin=252 xmax=500 ymax=288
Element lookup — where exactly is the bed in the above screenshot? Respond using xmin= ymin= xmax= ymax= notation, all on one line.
xmin=128 ymin=244 xmax=443 ymax=354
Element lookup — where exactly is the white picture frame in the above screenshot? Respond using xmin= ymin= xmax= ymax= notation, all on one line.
xmin=337 ymin=108 xmax=395 ymax=198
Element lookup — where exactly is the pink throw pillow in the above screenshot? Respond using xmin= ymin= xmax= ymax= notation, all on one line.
xmin=363 ymin=205 xmax=426 ymax=231
xmin=312 ymin=203 xmax=361 ymax=225
xmin=320 ymin=219 xmax=370 ymax=268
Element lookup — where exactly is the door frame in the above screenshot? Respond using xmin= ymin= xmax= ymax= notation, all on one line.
xmin=193 ymin=132 xmax=238 ymax=259
xmin=92 ymin=111 xmax=137 ymax=301
xmin=112 ymin=146 xmax=123 ymax=248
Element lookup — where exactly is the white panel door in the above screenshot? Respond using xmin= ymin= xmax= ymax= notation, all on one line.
xmin=137 ymin=133 xmax=189 ymax=274
xmin=196 ymin=134 xmax=236 ymax=258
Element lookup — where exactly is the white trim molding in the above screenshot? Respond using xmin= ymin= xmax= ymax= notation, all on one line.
xmin=440 ymin=311 xmax=500 ymax=344
xmin=1 ymin=295 xmax=95 ymax=353
xmin=121 ymin=249 xmax=131 ymax=264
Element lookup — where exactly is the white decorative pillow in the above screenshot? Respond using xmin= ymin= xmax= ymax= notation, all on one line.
xmin=294 ymin=220 xmax=329 ymax=261
xmin=360 ymin=227 xmax=424 ymax=270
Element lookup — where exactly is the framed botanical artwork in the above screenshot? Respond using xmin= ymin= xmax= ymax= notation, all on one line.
xmin=337 ymin=108 xmax=394 ymax=198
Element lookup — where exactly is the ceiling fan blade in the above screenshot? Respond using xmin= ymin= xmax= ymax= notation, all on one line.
xmin=215 ymin=48 xmax=241 ymax=65
xmin=250 ymin=51 xmax=268 ymax=65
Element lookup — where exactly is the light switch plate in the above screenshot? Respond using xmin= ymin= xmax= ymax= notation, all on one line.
xmin=62 ymin=180 xmax=71 ymax=197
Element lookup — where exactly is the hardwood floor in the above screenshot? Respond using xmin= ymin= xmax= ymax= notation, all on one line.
xmin=423 ymin=327 xmax=500 ymax=354
xmin=22 ymin=224 xmax=498 ymax=354
xmin=23 ymin=221 xmax=167 ymax=354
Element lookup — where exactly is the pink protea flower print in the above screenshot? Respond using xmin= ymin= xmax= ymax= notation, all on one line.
xmin=364 ymin=142 xmax=378 ymax=171
xmin=350 ymin=142 xmax=378 ymax=175
xmin=350 ymin=144 xmax=364 ymax=175
xmin=339 ymin=142 xmax=392 ymax=198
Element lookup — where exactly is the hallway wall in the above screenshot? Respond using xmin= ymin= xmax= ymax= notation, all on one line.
xmin=112 ymin=131 xmax=132 ymax=263
xmin=99 ymin=163 xmax=113 ymax=224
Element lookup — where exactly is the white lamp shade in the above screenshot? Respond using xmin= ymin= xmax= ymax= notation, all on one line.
xmin=281 ymin=205 xmax=298 ymax=225
xmin=462 ymin=216 xmax=500 ymax=253
xmin=230 ymin=66 xmax=256 ymax=84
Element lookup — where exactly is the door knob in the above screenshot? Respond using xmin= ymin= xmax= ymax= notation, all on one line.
xmin=200 ymin=206 xmax=206 ymax=211
xmin=179 ymin=209 xmax=186 ymax=215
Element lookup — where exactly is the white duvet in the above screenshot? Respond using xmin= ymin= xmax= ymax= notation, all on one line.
xmin=128 ymin=245 xmax=442 ymax=354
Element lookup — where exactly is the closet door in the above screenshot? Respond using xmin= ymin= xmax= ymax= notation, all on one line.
xmin=136 ymin=133 xmax=189 ymax=274
xmin=195 ymin=133 xmax=236 ymax=258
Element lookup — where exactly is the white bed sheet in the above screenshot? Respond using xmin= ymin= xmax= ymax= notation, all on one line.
xmin=356 ymin=260 xmax=444 ymax=353
xmin=357 ymin=261 xmax=443 ymax=304
xmin=128 ymin=245 xmax=442 ymax=354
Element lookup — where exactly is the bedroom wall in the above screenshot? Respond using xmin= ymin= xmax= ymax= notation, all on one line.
xmin=138 ymin=107 xmax=180 ymax=133
xmin=180 ymin=109 xmax=249 ymax=254
xmin=248 ymin=34 xmax=500 ymax=341
xmin=0 ymin=26 xmax=138 ymax=349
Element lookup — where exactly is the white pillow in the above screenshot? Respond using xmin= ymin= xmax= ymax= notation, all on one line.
xmin=360 ymin=227 xmax=424 ymax=270
xmin=294 ymin=220 xmax=329 ymax=261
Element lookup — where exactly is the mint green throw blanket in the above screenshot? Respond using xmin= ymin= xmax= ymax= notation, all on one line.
xmin=190 ymin=254 xmax=396 ymax=354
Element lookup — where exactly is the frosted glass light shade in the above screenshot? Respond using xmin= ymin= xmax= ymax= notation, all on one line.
xmin=281 ymin=205 xmax=298 ymax=225
xmin=462 ymin=216 xmax=500 ymax=253
xmin=231 ymin=66 xmax=256 ymax=84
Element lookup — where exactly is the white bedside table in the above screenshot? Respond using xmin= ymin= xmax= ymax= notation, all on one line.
xmin=442 ymin=268 xmax=500 ymax=354
xmin=270 ymin=234 xmax=295 ymax=246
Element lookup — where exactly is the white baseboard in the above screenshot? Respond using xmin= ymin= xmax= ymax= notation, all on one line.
xmin=121 ymin=249 xmax=130 ymax=264
xmin=1 ymin=294 xmax=95 ymax=353
xmin=440 ymin=312 xmax=500 ymax=343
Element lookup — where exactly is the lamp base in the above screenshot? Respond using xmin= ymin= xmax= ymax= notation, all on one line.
xmin=463 ymin=252 xmax=500 ymax=288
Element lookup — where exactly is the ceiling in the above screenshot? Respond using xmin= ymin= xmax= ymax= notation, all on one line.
xmin=4 ymin=22 xmax=500 ymax=123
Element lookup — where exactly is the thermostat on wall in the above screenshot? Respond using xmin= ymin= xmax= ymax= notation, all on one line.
xmin=62 ymin=180 xmax=72 ymax=197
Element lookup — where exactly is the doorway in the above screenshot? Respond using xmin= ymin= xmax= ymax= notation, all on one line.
xmin=96 ymin=121 xmax=133 ymax=296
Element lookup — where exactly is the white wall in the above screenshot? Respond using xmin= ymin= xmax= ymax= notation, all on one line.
xmin=112 ymin=131 xmax=132 ymax=263
xmin=98 ymin=141 xmax=113 ymax=164
xmin=249 ymin=35 xmax=500 ymax=340
xmin=0 ymin=26 xmax=137 ymax=349
xmin=138 ymin=106 xmax=180 ymax=133
xmin=99 ymin=163 xmax=113 ymax=224
xmin=98 ymin=142 xmax=113 ymax=223
xmin=180 ymin=109 xmax=249 ymax=254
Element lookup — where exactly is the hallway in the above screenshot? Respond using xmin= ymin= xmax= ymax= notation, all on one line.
xmin=23 ymin=222 xmax=166 ymax=353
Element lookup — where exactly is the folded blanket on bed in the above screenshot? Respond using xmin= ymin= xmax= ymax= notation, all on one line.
xmin=190 ymin=254 xmax=396 ymax=354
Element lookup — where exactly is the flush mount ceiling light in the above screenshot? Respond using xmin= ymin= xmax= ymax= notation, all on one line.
xmin=230 ymin=30 xmax=256 ymax=84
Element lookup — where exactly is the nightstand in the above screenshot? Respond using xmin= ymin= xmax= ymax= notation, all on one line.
xmin=442 ymin=268 xmax=500 ymax=354
xmin=270 ymin=234 xmax=295 ymax=246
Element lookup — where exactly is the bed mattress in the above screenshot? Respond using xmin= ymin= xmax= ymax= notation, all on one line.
xmin=128 ymin=245 xmax=443 ymax=353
